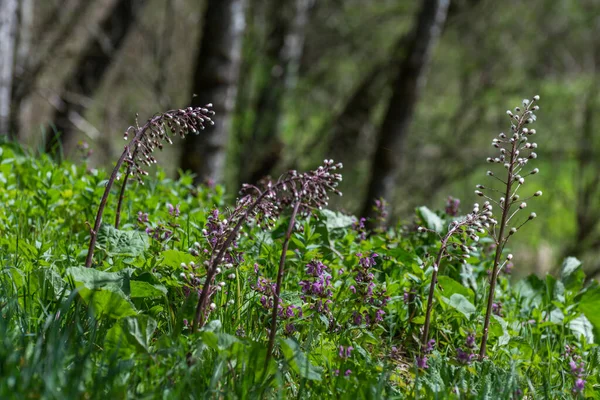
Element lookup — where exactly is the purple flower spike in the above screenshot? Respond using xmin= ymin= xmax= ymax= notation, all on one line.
xmin=456 ymin=348 xmax=476 ymax=365
xmin=573 ymin=378 xmax=585 ymax=393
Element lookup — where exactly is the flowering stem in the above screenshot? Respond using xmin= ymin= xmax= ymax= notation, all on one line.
xmin=479 ymin=126 xmax=520 ymax=359
xmin=192 ymin=181 xmax=292 ymax=332
xmin=265 ymin=201 xmax=300 ymax=370
xmin=84 ymin=123 xmax=152 ymax=268
xmin=114 ymin=161 xmax=133 ymax=229
xmin=421 ymin=236 xmax=448 ymax=353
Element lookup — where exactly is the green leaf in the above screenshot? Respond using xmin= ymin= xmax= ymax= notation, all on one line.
xmin=35 ymin=267 xmax=66 ymax=299
xmin=417 ymin=206 xmax=443 ymax=233
xmin=96 ymin=223 xmax=148 ymax=257
xmin=67 ymin=267 xmax=136 ymax=319
xmin=130 ymin=280 xmax=167 ymax=298
xmin=560 ymin=257 xmax=585 ymax=291
xmin=579 ymin=285 xmax=600 ymax=338
xmin=106 ymin=315 xmax=157 ymax=354
xmin=546 ymin=275 xmax=565 ymax=303
xmin=280 ymin=338 xmax=322 ymax=381
xmin=437 ymin=276 xmax=474 ymax=303
xmin=490 ymin=315 xmax=510 ymax=346
xmin=514 ymin=274 xmax=545 ymax=310
xmin=569 ymin=314 xmax=594 ymax=343
xmin=319 ymin=209 xmax=355 ymax=231
xmin=443 ymin=294 xmax=476 ymax=318
xmin=160 ymin=249 xmax=196 ymax=269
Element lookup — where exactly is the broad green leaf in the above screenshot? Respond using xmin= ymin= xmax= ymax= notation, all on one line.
xmin=96 ymin=223 xmax=148 ymax=257
xmin=579 ymin=285 xmax=600 ymax=338
xmin=160 ymin=249 xmax=196 ymax=269
xmin=490 ymin=315 xmax=510 ymax=346
xmin=546 ymin=275 xmax=565 ymax=303
xmin=35 ymin=267 xmax=66 ymax=299
xmin=514 ymin=274 xmax=544 ymax=309
xmin=569 ymin=314 xmax=594 ymax=343
xmin=280 ymin=338 xmax=322 ymax=381
xmin=75 ymin=286 xmax=137 ymax=319
xmin=386 ymin=247 xmax=417 ymax=266
xmin=319 ymin=209 xmax=355 ymax=230
xmin=417 ymin=206 xmax=443 ymax=233
xmin=67 ymin=267 xmax=136 ymax=319
xmin=106 ymin=315 xmax=157 ymax=355
xmin=67 ymin=267 xmax=131 ymax=294
xmin=130 ymin=280 xmax=167 ymax=298
xmin=437 ymin=276 xmax=474 ymax=303
xmin=443 ymin=294 xmax=476 ymax=318
xmin=548 ymin=308 xmax=564 ymax=324
xmin=560 ymin=257 xmax=585 ymax=291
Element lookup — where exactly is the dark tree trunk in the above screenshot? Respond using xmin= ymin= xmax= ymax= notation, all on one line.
xmin=45 ymin=0 xmax=140 ymax=157
xmin=237 ymin=0 xmax=313 ymax=186
xmin=360 ymin=0 xmax=450 ymax=225
xmin=324 ymin=58 xmax=396 ymax=168
xmin=180 ymin=0 xmax=248 ymax=185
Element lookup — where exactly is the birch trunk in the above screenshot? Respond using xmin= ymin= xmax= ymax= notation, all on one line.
xmin=0 ymin=0 xmax=18 ymax=136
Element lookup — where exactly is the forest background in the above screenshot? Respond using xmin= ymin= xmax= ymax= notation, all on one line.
xmin=1 ymin=0 xmax=598 ymax=277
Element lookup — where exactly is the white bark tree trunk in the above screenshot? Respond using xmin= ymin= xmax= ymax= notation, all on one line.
xmin=0 ymin=0 xmax=18 ymax=136
xmin=181 ymin=0 xmax=248 ymax=184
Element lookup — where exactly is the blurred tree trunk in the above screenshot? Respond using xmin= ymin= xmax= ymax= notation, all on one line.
xmin=360 ymin=0 xmax=450 ymax=226
xmin=10 ymin=0 xmax=94 ymax=139
xmin=0 ymin=0 xmax=19 ymax=137
xmin=237 ymin=0 xmax=313 ymax=186
xmin=45 ymin=0 xmax=140 ymax=157
xmin=181 ymin=0 xmax=248 ymax=185
xmin=325 ymin=60 xmax=394 ymax=169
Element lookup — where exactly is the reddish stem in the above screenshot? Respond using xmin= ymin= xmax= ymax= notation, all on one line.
xmin=265 ymin=201 xmax=300 ymax=369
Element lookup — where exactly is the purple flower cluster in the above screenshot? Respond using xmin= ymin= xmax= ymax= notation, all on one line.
xmin=348 ymin=253 xmax=389 ymax=327
xmin=492 ymin=302 xmax=503 ymax=316
xmin=565 ymin=345 xmax=586 ymax=394
xmin=352 ymin=217 xmax=367 ymax=240
xmin=445 ymin=196 xmax=461 ymax=216
xmin=374 ymin=198 xmax=388 ymax=223
xmin=416 ymin=339 xmax=437 ymax=369
xmin=136 ymin=203 xmax=182 ymax=242
xmin=299 ymin=261 xmax=333 ymax=314
xmin=416 ymin=356 xmax=428 ymax=369
xmin=456 ymin=332 xmax=477 ymax=365
xmin=251 ymin=272 xmax=302 ymax=334
xmin=338 ymin=345 xmax=353 ymax=359
xmin=167 ymin=203 xmax=180 ymax=217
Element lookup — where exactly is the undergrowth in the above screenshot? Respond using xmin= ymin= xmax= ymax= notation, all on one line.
xmin=0 ymin=98 xmax=598 ymax=399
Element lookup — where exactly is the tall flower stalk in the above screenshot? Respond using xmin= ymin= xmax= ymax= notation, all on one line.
xmin=192 ymin=160 xmax=343 ymax=331
xmin=478 ymin=95 xmax=542 ymax=358
xmin=420 ymin=203 xmax=489 ymax=354
xmin=85 ymin=105 xmax=215 ymax=268
xmin=265 ymin=201 xmax=301 ymax=369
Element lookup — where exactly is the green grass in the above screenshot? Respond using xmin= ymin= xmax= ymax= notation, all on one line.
xmin=0 ymin=143 xmax=597 ymax=399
